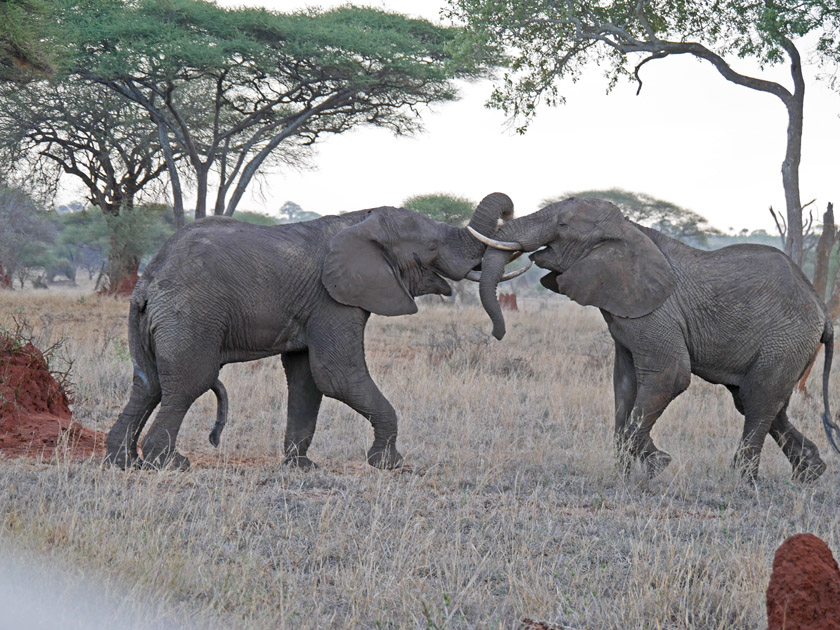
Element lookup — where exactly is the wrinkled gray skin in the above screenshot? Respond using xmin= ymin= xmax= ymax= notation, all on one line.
xmin=479 ymin=197 xmax=839 ymax=482
xmin=106 ymin=193 xmax=515 ymax=471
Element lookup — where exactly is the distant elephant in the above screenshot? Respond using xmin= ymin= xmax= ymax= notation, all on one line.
xmin=473 ymin=197 xmax=840 ymax=482
xmin=105 ymin=193 xmax=529 ymax=471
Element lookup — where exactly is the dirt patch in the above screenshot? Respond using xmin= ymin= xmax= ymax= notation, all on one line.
xmin=766 ymin=532 xmax=840 ymax=630
xmin=0 ymin=333 xmax=105 ymax=460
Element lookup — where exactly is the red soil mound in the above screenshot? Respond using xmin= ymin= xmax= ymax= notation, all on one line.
xmin=0 ymin=334 xmax=105 ymax=460
xmin=0 ymin=264 xmax=11 ymax=289
xmin=766 ymin=533 xmax=840 ymax=630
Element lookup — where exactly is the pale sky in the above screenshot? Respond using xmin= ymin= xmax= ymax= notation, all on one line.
xmin=216 ymin=1 xmax=840 ymax=232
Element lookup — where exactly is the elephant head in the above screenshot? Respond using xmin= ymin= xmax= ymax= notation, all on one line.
xmin=322 ymin=192 xmax=531 ymax=316
xmin=475 ymin=197 xmax=677 ymax=339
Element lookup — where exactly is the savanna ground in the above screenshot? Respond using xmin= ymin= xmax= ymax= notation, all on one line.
xmin=1 ymin=282 xmax=839 ymax=629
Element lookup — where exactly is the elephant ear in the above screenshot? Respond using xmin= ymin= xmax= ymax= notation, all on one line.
xmin=322 ymin=212 xmax=418 ymax=316
xmin=555 ymin=221 xmax=676 ymax=318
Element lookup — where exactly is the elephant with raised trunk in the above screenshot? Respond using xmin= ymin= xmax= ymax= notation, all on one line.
xmin=106 ymin=193 xmax=529 ymax=471
xmin=473 ymin=197 xmax=840 ymax=482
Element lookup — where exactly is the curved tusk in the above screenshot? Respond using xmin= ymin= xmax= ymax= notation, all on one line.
xmin=466 ymin=225 xmax=523 ymax=251
xmin=507 ymin=250 xmax=523 ymax=263
xmin=465 ymin=260 xmax=533 ymax=283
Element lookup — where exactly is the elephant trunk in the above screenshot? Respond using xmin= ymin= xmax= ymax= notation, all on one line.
xmin=479 ymin=246 xmax=514 ymax=340
xmin=478 ymin=209 xmax=557 ymax=340
xmin=464 ymin=192 xmax=515 ymax=254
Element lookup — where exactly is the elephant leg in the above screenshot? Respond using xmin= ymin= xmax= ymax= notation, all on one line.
xmin=307 ymin=313 xmax=403 ymax=469
xmin=733 ymin=386 xmax=787 ymax=482
xmin=281 ymin=350 xmax=323 ymax=469
xmin=769 ymin=406 xmax=825 ymax=482
xmin=623 ymin=356 xmax=691 ymax=478
xmin=140 ymin=393 xmax=195 ymax=471
xmin=613 ymin=343 xmax=637 ymax=473
xmin=105 ymin=373 xmax=161 ymax=469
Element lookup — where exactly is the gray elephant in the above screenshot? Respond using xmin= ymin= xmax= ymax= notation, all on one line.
xmin=473 ymin=197 xmax=840 ymax=482
xmin=105 ymin=193 xmax=529 ymax=471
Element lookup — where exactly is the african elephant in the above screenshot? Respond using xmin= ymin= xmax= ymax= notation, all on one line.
xmin=473 ymin=197 xmax=840 ymax=482
xmin=105 ymin=193 xmax=529 ymax=471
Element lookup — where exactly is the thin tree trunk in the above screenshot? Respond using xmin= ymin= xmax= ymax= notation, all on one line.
xmin=782 ymin=98 xmax=804 ymax=265
xmin=195 ymin=166 xmax=209 ymax=220
xmin=158 ymin=121 xmax=184 ymax=229
xmin=812 ymin=203 xmax=836 ymax=301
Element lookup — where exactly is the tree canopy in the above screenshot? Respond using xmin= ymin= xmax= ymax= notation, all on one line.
xmin=448 ymin=0 xmax=840 ymax=265
xmin=0 ymin=0 xmax=57 ymax=81
xmin=63 ymin=0 xmax=478 ymax=222
xmin=548 ymin=189 xmax=720 ymax=248
xmin=402 ymin=193 xmax=477 ymax=226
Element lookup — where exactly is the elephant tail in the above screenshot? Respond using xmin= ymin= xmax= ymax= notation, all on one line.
xmin=820 ymin=317 xmax=840 ymax=454
xmin=208 ymin=379 xmax=229 ymax=447
xmin=127 ymin=290 xmax=158 ymax=395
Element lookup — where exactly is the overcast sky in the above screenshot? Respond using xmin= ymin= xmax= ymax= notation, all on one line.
xmin=214 ymin=0 xmax=840 ymax=232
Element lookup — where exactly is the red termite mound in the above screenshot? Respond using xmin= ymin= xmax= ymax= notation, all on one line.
xmin=766 ymin=533 xmax=840 ymax=630
xmin=0 ymin=333 xmax=105 ymax=460
xmin=0 ymin=264 xmax=12 ymax=289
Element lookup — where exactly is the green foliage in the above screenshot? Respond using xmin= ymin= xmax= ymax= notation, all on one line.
xmin=60 ymin=0 xmax=479 ymax=218
xmin=447 ymin=0 xmax=840 ymax=129
xmin=234 ymin=211 xmax=279 ymax=226
xmin=0 ymin=184 xmax=54 ymax=279
xmin=0 ymin=0 xmax=58 ymax=81
xmin=278 ymin=201 xmax=321 ymax=224
xmin=547 ymin=189 xmax=720 ymax=248
xmin=402 ymin=193 xmax=476 ymax=227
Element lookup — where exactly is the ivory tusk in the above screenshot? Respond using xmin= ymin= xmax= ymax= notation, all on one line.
xmin=465 ymin=260 xmax=533 ymax=283
xmin=466 ymin=225 xmax=523 ymax=251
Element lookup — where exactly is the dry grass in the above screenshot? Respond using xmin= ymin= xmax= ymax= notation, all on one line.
xmin=2 ymin=284 xmax=839 ymax=629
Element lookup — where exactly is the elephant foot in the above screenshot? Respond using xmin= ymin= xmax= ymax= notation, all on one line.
xmin=791 ymin=456 xmax=826 ymax=483
xmin=103 ymin=445 xmax=140 ymax=470
xmin=367 ymin=444 xmax=404 ymax=470
xmin=733 ymin=452 xmax=760 ymax=483
xmin=140 ymin=449 xmax=191 ymax=471
xmin=643 ymin=450 xmax=672 ymax=479
xmin=283 ymin=455 xmax=318 ymax=470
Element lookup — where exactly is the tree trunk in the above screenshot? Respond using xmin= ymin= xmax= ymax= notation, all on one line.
xmin=782 ymin=99 xmax=804 ymax=265
xmin=781 ymin=42 xmax=806 ymax=267
xmin=812 ymin=203 xmax=836 ymax=301
xmin=195 ymin=166 xmax=209 ymax=220
xmin=158 ymin=121 xmax=184 ymax=229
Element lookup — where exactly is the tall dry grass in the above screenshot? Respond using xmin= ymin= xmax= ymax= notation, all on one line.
xmin=1 ymin=284 xmax=839 ymax=629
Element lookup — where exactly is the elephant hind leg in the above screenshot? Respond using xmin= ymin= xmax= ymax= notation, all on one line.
xmin=140 ymin=364 xmax=220 ymax=471
xmin=733 ymin=387 xmax=788 ymax=482
xmin=139 ymin=393 xmax=196 ymax=471
xmin=281 ymin=350 xmax=323 ymax=469
xmin=769 ymin=407 xmax=825 ymax=482
xmin=106 ymin=373 xmax=161 ymax=469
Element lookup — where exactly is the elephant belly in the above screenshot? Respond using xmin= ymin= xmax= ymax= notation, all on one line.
xmin=220 ymin=311 xmax=309 ymax=364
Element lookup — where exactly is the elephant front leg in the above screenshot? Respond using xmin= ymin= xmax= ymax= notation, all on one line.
xmin=622 ymin=360 xmax=690 ymax=478
xmin=612 ymin=343 xmax=637 ymax=474
xmin=281 ymin=351 xmax=323 ymax=469
xmin=307 ymin=314 xmax=404 ymax=469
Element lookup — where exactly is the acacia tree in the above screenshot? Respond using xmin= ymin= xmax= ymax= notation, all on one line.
xmin=67 ymin=0 xmax=477 ymax=223
xmin=0 ymin=0 xmax=56 ymax=81
xmin=403 ymin=193 xmax=477 ymax=227
xmin=448 ymin=0 xmax=840 ymax=265
xmin=0 ymin=77 xmax=175 ymax=292
xmin=546 ymin=188 xmax=721 ymax=247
